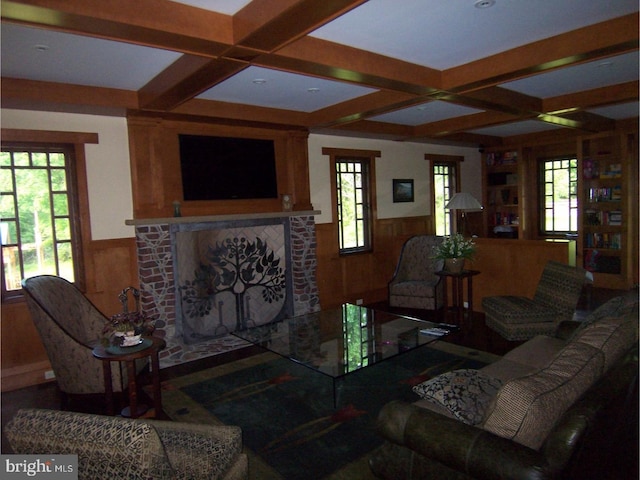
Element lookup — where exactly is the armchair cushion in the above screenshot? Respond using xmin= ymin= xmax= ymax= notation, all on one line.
xmin=412 ymin=369 xmax=502 ymax=425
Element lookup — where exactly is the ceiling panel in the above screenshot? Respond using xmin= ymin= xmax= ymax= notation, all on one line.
xmin=1 ymin=23 xmax=181 ymax=91
xmin=371 ymin=101 xmax=483 ymax=126
xmin=197 ymin=66 xmax=377 ymax=112
xmin=310 ymin=0 xmax=639 ymax=69
xmin=500 ymin=52 xmax=640 ymax=98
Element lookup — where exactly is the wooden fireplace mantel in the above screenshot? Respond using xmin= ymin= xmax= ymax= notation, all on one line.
xmin=125 ymin=210 xmax=321 ymax=226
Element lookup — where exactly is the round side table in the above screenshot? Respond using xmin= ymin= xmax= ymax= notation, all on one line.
xmin=92 ymin=336 xmax=166 ymax=418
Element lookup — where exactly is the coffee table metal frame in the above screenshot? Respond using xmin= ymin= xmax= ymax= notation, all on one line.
xmin=232 ymin=303 xmax=457 ymax=407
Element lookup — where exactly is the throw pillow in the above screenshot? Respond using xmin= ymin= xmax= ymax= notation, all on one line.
xmin=412 ymin=369 xmax=503 ymax=425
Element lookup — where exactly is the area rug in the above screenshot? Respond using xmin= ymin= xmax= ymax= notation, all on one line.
xmin=159 ymin=342 xmax=500 ymax=480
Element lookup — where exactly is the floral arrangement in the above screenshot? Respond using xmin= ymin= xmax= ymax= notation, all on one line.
xmin=101 ymin=287 xmax=155 ymax=347
xmin=433 ymin=233 xmax=476 ymax=260
xmin=101 ymin=311 xmax=155 ymax=347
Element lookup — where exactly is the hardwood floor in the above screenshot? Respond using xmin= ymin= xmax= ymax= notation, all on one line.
xmin=2 ymin=287 xmax=637 ymax=479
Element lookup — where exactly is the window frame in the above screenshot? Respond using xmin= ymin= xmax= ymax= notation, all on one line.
xmin=1 ymin=129 xmax=95 ymax=301
xmin=322 ymin=147 xmax=379 ymax=255
xmin=538 ymin=156 xmax=579 ymax=236
xmin=427 ymin=154 xmax=462 ymax=236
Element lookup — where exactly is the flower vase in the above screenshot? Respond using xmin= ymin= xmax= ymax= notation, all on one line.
xmin=444 ymin=258 xmax=465 ymax=273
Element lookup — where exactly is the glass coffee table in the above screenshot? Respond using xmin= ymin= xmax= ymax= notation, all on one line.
xmin=232 ymin=303 xmax=459 ymax=406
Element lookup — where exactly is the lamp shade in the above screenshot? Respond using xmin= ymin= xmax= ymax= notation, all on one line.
xmin=445 ymin=192 xmax=482 ymax=210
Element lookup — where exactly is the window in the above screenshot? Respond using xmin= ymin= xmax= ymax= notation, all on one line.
xmin=323 ymin=147 xmax=378 ymax=255
xmin=428 ymin=154 xmax=461 ymax=236
xmin=1 ymin=143 xmax=83 ymax=298
xmin=336 ymin=158 xmax=371 ymax=253
xmin=540 ymin=157 xmax=578 ymax=234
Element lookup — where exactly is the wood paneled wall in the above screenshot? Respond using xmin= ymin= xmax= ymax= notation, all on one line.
xmin=126 ymin=113 xmax=312 ymax=219
xmin=316 ymin=216 xmax=434 ymax=310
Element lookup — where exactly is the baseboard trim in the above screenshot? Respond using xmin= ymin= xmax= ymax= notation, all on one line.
xmin=1 ymin=360 xmax=54 ymax=392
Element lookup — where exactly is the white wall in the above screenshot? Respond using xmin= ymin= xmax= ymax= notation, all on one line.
xmin=1 ymin=109 xmax=134 ymax=240
xmin=308 ymin=133 xmax=482 ymax=224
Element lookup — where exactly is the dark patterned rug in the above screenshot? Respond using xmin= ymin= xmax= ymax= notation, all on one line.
xmin=159 ymin=342 xmax=499 ymax=480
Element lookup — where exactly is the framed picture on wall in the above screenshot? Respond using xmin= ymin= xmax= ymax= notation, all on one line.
xmin=393 ymin=179 xmax=414 ymax=203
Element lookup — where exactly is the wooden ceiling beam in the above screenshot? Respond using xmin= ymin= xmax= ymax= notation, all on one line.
xmin=270 ymin=36 xmax=442 ymax=94
xmin=443 ymin=13 xmax=639 ymax=92
xmin=413 ymin=111 xmax=525 ymax=138
xmin=543 ymin=80 xmax=639 ymax=114
xmin=138 ymin=56 xmax=249 ymax=111
xmin=1 ymin=0 xmax=233 ymax=55
xmin=234 ymin=0 xmax=366 ymax=51
xmin=1 ymin=77 xmax=138 ymax=109
xmin=172 ymin=98 xmax=309 ymax=127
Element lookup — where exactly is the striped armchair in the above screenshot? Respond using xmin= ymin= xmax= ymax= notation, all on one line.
xmin=483 ymin=261 xmax=588 ymax=341
xmin=5 ymin=408 xmax=248 ymax=480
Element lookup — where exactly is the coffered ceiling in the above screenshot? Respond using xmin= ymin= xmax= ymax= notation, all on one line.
xmin=1 ymin=0 xmax=638 ymax=146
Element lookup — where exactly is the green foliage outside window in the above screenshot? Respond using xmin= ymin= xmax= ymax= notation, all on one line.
xmin=1 ymin=148 xmax=76 ymax=292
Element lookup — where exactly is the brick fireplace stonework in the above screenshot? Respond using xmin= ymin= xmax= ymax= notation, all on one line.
xmin=127 ymin=212 xmax=321 ymax=367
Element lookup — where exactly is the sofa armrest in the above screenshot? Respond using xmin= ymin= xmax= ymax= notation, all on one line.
xmin=554 ymin=320 xmax=582 ymax=340
xmin=149 ymin=420 xmax=244 ymax=480
xmin=376 ymin=400 xmax=554 ymax=480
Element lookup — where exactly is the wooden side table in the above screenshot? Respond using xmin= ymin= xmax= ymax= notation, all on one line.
xmin=435 ymin=270 xmax=481 ymax=328
xmin=92 ymin=336 xmax=166 ymax=418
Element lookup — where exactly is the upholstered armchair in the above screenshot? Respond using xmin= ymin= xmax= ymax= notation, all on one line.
xmin=389 ymin=235 xmax=444 ymax=310
xmin=5 ymin=408 xmax=248 ymax=480
xmin=482 ymin=261 xmax=588 ymax=341
xmin=21 ymin=275 xmax=146 ymax=402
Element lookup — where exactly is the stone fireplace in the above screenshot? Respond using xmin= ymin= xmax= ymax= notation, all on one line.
xmin=126 ymin=211 xmax=320 ymax=367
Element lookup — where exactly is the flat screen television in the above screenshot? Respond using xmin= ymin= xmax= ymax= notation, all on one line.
xmin=178 ymin=134 xmax=278 ymax=201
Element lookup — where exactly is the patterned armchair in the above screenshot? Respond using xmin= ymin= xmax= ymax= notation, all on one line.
xmin=5 ymin=408 xmax=248 ymax=480
xmin=483 ymin=261 xmax=588 ymax=341
xmin=21 ymin=275 xmax=145 ymax=400
xmin=389 ymin=235 xmax=444 ymax=310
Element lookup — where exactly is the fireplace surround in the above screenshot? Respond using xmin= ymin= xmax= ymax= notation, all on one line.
xmin=126 ymin=211 xmax=321 ymax=367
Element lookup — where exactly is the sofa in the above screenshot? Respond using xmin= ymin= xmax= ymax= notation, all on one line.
xmin=5 ymin=408 xmax=248 ymax=480
xmin=370 ymin=293 xmax=638 ymax=480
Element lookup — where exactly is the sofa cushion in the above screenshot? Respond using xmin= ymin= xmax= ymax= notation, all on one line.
xmin=412 ymin=369 xmax=503 ymax=425
xmin=482 ymin=342 xmax=604 ymax=450
xmin=572 ymin=315 xmax=638 ymax=372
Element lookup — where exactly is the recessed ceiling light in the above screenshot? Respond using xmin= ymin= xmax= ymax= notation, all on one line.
xmin=252 ymin=78 xmax=267 ymax=85
xmin=34 ymin=44 xmax=50 ymax=52
xmin=307 ymin=87 xmax=320 ymax=94
xmin=474 ymin=0 xmax=495 ymax=8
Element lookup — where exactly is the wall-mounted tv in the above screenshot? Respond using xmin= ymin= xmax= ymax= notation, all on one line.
xmin=178 ymin=134 xmax=278 ymax=201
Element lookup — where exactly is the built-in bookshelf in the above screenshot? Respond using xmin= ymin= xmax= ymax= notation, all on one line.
xmin=579 ymin=133 xmax=627 ymax=285
xmin=482 ymin=148 xmax=521 ymax=239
